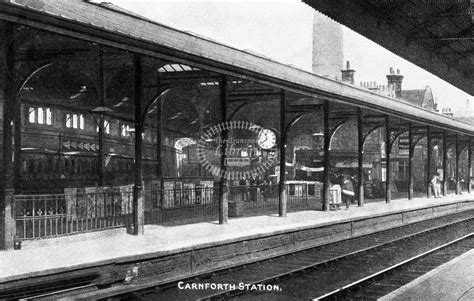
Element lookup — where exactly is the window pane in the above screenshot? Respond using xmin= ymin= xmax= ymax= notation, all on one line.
xmin=79 ymin=114 xmax=84 ymax=130
xmin=121 ymin=124 xmax=126 ymax=137
xmin=72 ymin=114 xmax=78 ymax=128
xmin=28 ymin=107 xmax=36 ymax=123
xmin=46 ymin=108 xmax=52 ymax=125
xmin=66 ymin=114 xmax=72 ymax=128
xmin=104 ymin=120 xmax=110 ymax=134
xmin=37 ymin=108 xmax=44 ymax=124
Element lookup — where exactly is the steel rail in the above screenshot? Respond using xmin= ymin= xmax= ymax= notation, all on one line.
xmin=315 ymin=233 xmax=474 ymax=300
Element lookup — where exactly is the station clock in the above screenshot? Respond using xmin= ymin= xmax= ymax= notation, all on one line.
xmin=257 ymin=128 xmax=277 ymax=150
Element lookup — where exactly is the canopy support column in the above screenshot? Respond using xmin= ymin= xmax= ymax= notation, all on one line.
xmin=322 ymin=101 xmax=330 ymax=211
xmin=455 ymin=135 xmax=460 ymax=195
xmin=218 ymin=75 xmax=228 ymax=224
xmin=1 ymin=21 xmax=16 ymax=249
xmin=97 ymin=46 xmax=105 ymax=186
xmin=385 ymin=117 xmax=391 ymax=203
xmin=279 ymin=89 xmax=287 ymax=217
xmin=133 ymin=53 xmax=144 ymax=235
xmin=155 ymin=76 xmax=164 ymax=223
xmin=408 ymin=122 xmax=414 ymax=200
xmin=468 ymin=138 xmax=472 ymax=194
xmin=357 ymin=108 xmax=364 ymax=207
xmin=426 ymin=127 xmax=432 ymax=198
xmin=442 ymin=132 xmax=448 ymax=196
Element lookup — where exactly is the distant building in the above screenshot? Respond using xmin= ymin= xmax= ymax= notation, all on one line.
xmin=337 ymin=64 xmax=441 ymax=196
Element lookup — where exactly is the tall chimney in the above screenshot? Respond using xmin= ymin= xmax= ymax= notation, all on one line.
xmin=341 ymin=60 xmax=355 ymax=84
xmin=386 ymin=67 xmax=403 ymax=98
xmin=312 ymin=12 xmax=343 ymax=79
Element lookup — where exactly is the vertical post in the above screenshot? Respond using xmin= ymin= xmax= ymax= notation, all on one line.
xmin=156 ymin=78 xmax=163 ymax=195
xmin=385 ymin=117 xmax=391 ymax=203
xmin=455 ymin=134 xmax=460 ymax=195
xmin=1 ymin=21 xmax=16 ymax=249
xmin=322 ymin=101 xmax=330 ymax=211
xmin=218 ymin=75 xmax=228 ymax=224
xmin=442 ymin=131 xmax=448 ymax=196
xmin=357 ymin=108 xmax=364 ymax=207
xmin=468 ymin=138 xmax=472 ymax=194
xmin=133 ymin=53 xmax=144 ymax=235
xmin=97 ymin=46 xmax=105 ymax=186
xmin=408 ymin=122 xmax=414 ymax=200
xmin=279 ymin=89 xmax=287 ymax=216
xmin=13 ymin=72 xmax=20 ymax=192
xmin=426 ymin=127 xmax=432 ymax=198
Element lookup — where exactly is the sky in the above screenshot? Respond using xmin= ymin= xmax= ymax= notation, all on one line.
xmin=108 ymin=0 xmax=473 ymax=112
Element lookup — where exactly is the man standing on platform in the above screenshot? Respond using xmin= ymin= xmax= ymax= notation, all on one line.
xmin=431 ymin=173 xmax=442 ymax=198
xmin=340 ymin=175 xmax=355 ymax=209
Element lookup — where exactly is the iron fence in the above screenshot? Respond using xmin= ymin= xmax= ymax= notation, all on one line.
xmin=145 ymin=182 xmax=322 ymax=224
xmin=145 ymin=187 xmax=219 ymax=224
xmin=15 ymin=190 xmax=133 ymax=240
xmin=15 ymin=182 xmax=323 ymax=240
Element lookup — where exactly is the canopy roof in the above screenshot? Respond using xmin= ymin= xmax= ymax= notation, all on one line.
xmin=1 ymin=0 xmax=474 ymax=135
xmin=304 ymin=0 xmax=474 ymax=96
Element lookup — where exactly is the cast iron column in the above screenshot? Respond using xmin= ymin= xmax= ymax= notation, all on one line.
xmin=156 ymin=78 xmax=163 ymax=203
xmin=279 ymin=89 xmax=287 ymax=216
xmin=385 ymin=117 xmax=391 ymax=203
xmin=455 ymin=134 xmax=460 ymax=195
xmin=1 ymin=21 xmax=15 ymax=249
xmin=133 ymin=53 xmax=144 ymax=235
xmin=322 ymin=101 xmax=330 ymax=211
xmin=442 ymin=132 xmax=448 ymax=196
xmin=468 ymin=138 xmax=472 ymax=194
xmin=357 ymin=108 xmax=364 ymax=206
xmin=426 ymin=127 xmax=432 ymax=198
xmin=408 ymin=122 xmax=414 ymax=200
xmin=218 ymin=75 xmax=228 ymax=224
xmin=97 ymin=47 xmax=105 ymax=186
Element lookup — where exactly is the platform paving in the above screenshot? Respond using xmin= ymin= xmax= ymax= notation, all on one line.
xmin=381 ymin=248 xmax=474 ymax=301
xmin=0 ymin=193 xmax=473 ymax=284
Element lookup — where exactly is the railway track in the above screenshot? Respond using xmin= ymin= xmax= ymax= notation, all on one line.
xmin=61 ymin=210 xmax=474 ymax=300
xmin=319 ymin=234 xmax=474 ymax=300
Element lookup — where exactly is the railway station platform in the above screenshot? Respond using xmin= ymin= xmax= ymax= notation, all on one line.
xmin=1 ymin=194 xmax=474 ymax=292
xmin=382 ymin=248 xmax=474 ymax=301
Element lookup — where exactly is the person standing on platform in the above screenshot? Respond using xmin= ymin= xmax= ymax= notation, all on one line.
xmin=239 ymin=177 xmax=247 ymax=202
xmin=340 ymin=175 xmax=355 ymax=209
xmin=431 ymin=173 xmax=441 ymax=198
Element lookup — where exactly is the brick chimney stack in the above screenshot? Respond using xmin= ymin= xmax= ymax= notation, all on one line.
xmin=386 ymin=67 xmax=403 ymax=98
xmin=341 ymin=61 xmax=355 ymax=84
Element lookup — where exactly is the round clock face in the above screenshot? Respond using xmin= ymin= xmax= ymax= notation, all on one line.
xmin=257 ymin=129 xmax=277 ymax=149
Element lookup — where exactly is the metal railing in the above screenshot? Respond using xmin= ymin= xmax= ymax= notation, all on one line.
xmin=145 ymin=187 xmax=219 ymax=224
xmin=145 ymin=183 xmax=322 ymax=224
xmin=15 ymin=190 xmax=133 ymax=240
xmin=15 ymin=182 xmax=323 ymax=240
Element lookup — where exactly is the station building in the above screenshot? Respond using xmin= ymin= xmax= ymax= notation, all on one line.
xmin=1 ymin=0 xmax=474 ymax=251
